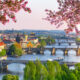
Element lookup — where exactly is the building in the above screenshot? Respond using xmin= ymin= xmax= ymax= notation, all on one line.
xmin=16 ymin=34 xmax=21 ymax=43
xmin=0 ymin=42 xmax=6 ymax=51
xmin=28 ymin=32 xmax=38 ymax=44
xmin=20 ymin=34 xmax=28 ymax=48
xmin=27 ymin=41 xmax=33 ymax=48
xmin=3 ymin=40 xmax=14 ymax=49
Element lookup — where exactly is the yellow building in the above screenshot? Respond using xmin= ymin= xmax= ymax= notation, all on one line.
xmin=25 ymin=35 xmax=28 ymax=41
xmin=20 ymin=35 xmax=28 ymax=48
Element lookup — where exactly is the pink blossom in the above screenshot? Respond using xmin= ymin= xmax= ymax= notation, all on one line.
xmin=45 ymin=0 xmax=80 ymax=34
xmin=0 ymin=0 xmax=31 ymax=24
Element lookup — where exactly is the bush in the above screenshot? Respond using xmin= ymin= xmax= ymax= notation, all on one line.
xmin=2 ymin=74 xmax=19 ymax=80
xmin=0 ymin=49 xmax=6 ymax=57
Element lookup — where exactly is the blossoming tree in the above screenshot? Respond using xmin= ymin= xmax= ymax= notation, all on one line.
xmin=45 ymin=0 xmax=80 ymax=34
xmin=0 ymin=0 xmax=31 ymax=24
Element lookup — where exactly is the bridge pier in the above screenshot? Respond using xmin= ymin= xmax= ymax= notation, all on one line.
xmin=52 ymin=48 xmax=55 ymax=55
xmin=69 ymin=43 xmax=71 ymax=46
xmin=58 ymin=43 xmax=61 ymax=46
xmin=64 ymin=49 xmax=68 ymax=56
xmin=40 ymin=50 xmax=44 ymax=54
xmin=77 ymin=48 xmax=80 ymax=56
xmin=27 ymin=50 xmax=32 ymax=54
xmin=0 ymin=64 xmax=8 ymax=72
xmin=39 ymin=47 xmax=44 ymax=54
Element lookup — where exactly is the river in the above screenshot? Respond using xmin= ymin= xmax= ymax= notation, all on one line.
xmin=0 ymin=39 xmax=80 ymax=80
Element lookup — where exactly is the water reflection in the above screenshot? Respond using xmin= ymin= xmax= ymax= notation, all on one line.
xmin=8 ymin=63 xmax=25 ymax=73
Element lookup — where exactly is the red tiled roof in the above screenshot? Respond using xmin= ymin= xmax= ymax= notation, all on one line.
xmin=0 ymin=42 xmax=5 ymax=46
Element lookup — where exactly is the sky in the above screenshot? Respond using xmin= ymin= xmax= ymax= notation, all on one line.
xmin=0 ymin=0 xmax=67 ymax=30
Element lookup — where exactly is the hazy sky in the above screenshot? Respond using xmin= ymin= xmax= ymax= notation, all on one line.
xmin=0 ymin=0 xmax=67 ymax=30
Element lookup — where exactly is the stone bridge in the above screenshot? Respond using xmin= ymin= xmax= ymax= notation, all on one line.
xmin=0 ymin=60 xmax=79 ymax=71
xmin=56 ymin=39 xmax=77 ymax=46
xmin=23 ymin=46 xmax=80 ymax=56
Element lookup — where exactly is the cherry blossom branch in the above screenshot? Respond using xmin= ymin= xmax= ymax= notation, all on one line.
xmin=45 ymin=0 xmax=80 ymax=34
xmin=0 ymin=0 xmax=31 ymax=24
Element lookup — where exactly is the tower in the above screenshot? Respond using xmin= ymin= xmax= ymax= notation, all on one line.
xmin=16 ymin=33 xmax=21 ymax=43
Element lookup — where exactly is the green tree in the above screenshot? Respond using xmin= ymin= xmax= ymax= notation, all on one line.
xmin=46 ymin=36 xmax=55 ymax=45
xmin=76 ymin=37 xmax=80 ymax=42
xmin=8 ymin=44 xmax=23 ymax=56
xmin=53 ymin=61 xmax=61 ymax=74
xmin=40 ymin=40 xmax=46 ymax=47
xmin=24 ymin=61 xmax=36 ymax=80
xmin=69 ymin=73 xmax=77 ymax=80
xmin=2 ymin=74 xmax=19 ymax=80
xmin=46 ymin=61 xmax=55 ymax=80
xmin=0 ymin=49 xmax=6 ymax=57
xmin=61 ymin=70 xmax=67 ymax=80
xmin=74 ymin=63 xmax=80 ymax=80
xmin=35 ymin=60 xmax=48 ymax=80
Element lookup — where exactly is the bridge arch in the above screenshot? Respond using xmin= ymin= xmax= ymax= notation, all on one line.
xmin=68 ymin=50 xmax=76 ymax=56
xmin=44 ymin=49 xmax=51 ymax=55
xmin=55 ymin=49 xmax=64 ymax=56
xmin=8 ymin=63 xmax=25 ymax=73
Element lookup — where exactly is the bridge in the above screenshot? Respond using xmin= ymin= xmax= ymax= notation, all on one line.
xmin=55 ymin=39 xmax=77 ymax=46
xmin=23 ymin=45 xmax=80 ymax=56
xmin=0 ymin=60 xmax=79 ymax=71
xmin=22 ymin=39 xmax=79 ymax=55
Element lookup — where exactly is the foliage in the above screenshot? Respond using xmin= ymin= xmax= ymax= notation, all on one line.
xmin=38 ymin=36 xmax=55 ymax=47
xmin=8 ymin=42 xmax=23 ymax=56
xmin=46 ymin=61 xmax=55 ymax=80
xmin=24 ymin=60 xmax=80 ymax=80
xmin=46 ymin=36 xmax=55 ymax=45
xmin=2 ymin=74 xmax=19 ymax=80
xmin=0 ymin=49 xmax=6 ymax=57
xmin=45 ymin=0 xmax=80 ymax=34
xmin=0 ymin=0 xmax=31 ymax=24
xmin=14 ymin=42 xmax=22 ymax=49
xmin=3 ymin=61 xmax=80 ymax=80
xmin=40 ymin=40 xmax=46 ymax=47
xmin=37 ymin=45 xmax=41 ymax=48
xmin=24 ymin=61 xmax=36 ymax=80
xmin=35 ymin=60 xmax=48 ymax=80
xmin=76 ymin=37 xmax=80 ymax=42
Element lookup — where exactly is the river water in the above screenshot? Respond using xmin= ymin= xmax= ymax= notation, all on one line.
xmin=0 ymin=39 xmax=80 ymax=80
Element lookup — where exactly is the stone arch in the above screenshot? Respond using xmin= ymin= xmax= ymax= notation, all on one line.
xmin=68 ymin=49 xmax=76 ymax=56
xmin=55 ymin=49 xmax=64 ymax=56
xmin=8 ymin=63 xmax=25 ymax=73
xmin=44 ymin=49 xmax=52 ymax=55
